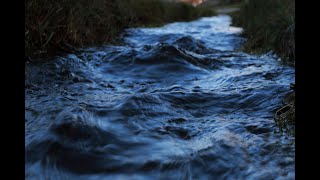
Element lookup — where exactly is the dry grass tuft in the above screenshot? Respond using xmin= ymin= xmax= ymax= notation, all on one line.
xmin=25 ymin=0 xmax=215 ymax=58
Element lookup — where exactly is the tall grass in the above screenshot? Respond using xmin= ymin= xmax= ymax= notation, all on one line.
xmin=25 ymin=0 xmax=215 ymax=58
xmin=232 ymin=0 xmax=295 ymax=64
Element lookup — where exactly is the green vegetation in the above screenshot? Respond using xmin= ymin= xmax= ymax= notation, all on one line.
xmin=25 ymin=0 xmax=215 ymax=58
xmin=232 ymin=0 xmax=295 ymax=64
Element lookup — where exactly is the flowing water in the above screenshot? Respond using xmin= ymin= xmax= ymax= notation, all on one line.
xmin=25 ymin=15 xmax=295 ymax=179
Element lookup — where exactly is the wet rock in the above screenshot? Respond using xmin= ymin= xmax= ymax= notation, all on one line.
xmin=246 ymin=125 xmax=271 ymax=135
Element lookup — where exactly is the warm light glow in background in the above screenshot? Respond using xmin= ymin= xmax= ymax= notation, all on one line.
xmin=178 ymin=0 xmax=206 ymax=6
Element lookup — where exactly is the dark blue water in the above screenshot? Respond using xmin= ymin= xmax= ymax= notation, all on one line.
xmin=25 ymin=15 xmax=295 ymax=179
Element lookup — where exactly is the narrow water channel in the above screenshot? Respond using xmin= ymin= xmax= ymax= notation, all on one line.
xmin=25 ymin=15 xmax=295 ymax=179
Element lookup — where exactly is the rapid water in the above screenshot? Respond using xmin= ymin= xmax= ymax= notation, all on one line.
xmin=25 ymin=15 xmax=295 ymax=179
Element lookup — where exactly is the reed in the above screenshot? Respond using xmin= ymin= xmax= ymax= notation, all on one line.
xmin=232 ymin=0 xmax=295 ymax=64
xmin=25 ymin=0 xmax=215 ymax=58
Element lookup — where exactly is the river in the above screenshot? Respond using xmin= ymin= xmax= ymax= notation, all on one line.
xmin=25 ymin=15 xmax=295 ymax=179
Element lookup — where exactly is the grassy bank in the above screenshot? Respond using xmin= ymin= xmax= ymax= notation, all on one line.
xmin=231 ymin=0 xmax=295 ymax=135
xmin=25 ymin=0 xmax=215 ymax=58
xmin=232 ymin=0 xmax=295 ymax=64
